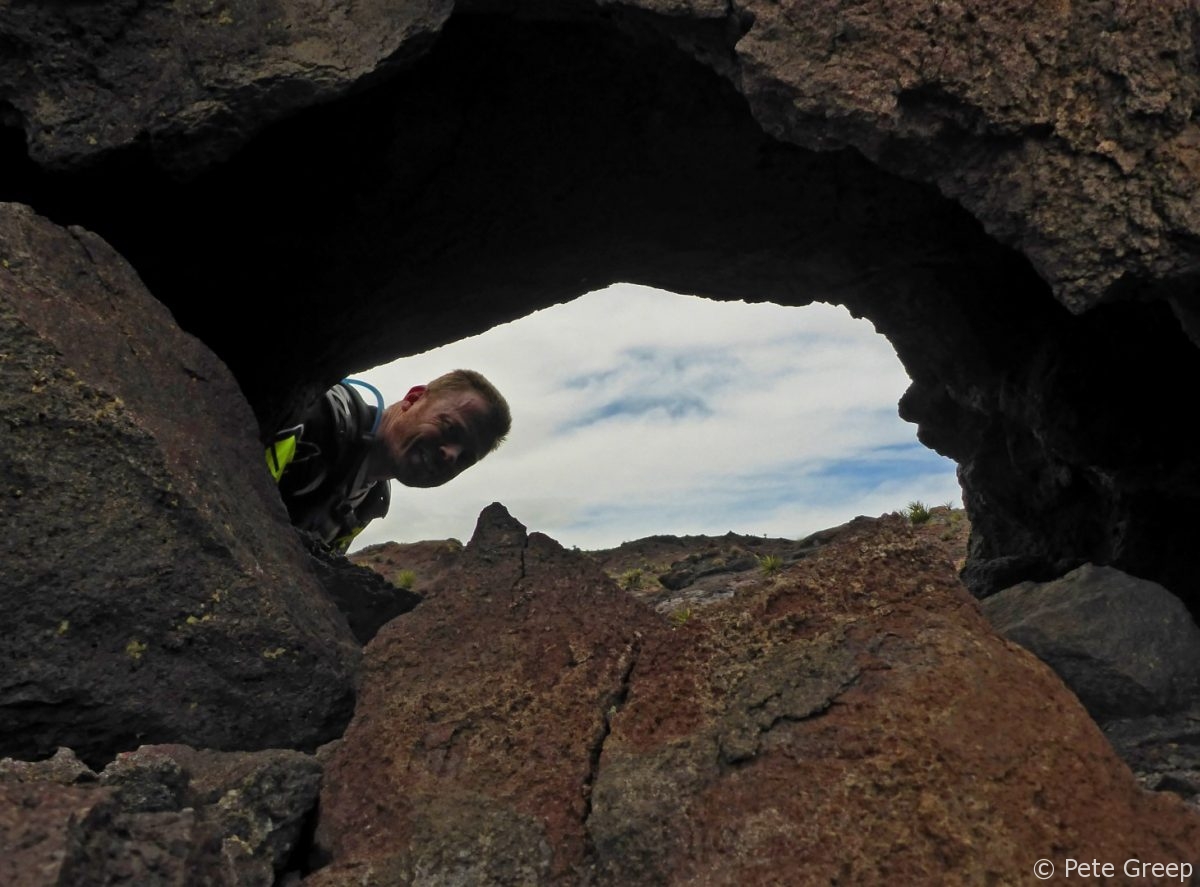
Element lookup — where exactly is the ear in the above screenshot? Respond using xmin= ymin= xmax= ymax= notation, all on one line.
xmin=402 ymin=385 xmax=427 ymax=405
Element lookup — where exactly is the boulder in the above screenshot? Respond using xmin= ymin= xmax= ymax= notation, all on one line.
xmin=983 ymin=564 xmax=1200 ymax=719
xmin=0 ymin=0 xmax=453 ymax=172
xmin=0 ymin=203 xmax=360 ymax=765
xmin=0 ymin=744 xmax=322 ymax=886
xmin=1105 ymin=704 xmax=1200 ymax=810
xmin=307 ymin=542 xmax=423 ymax=645
xmin=102 ymin=745 xmax=323 ymax=884
xmin=312 ymin=503 xmax=660 ymax=883
xmin=310 ymin=509 xmax=1200 ymax=883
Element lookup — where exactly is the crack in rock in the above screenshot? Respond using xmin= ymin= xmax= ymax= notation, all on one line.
xmin=581 ymin=633 xmax=641 ymax=855
xmin=717 ymin=634 xmax=861 ymax=766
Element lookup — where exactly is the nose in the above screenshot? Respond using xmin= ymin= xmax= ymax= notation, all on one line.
xmin=438 ymin=442 xmax=464 ymax=467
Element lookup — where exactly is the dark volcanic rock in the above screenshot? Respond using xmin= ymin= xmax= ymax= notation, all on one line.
xmin=0 ymin=744 xmax=322 ymax=886
xmin=0 ymin=0 xmax=452 ymax=172
xmin=310 ymin=509 xmax=1200 ymax=884
xmin=4 ymin=4 xmax=1200 ymax=618
xmin=657 ymin=548 xmax=764 ymax=591
xmin=104 ymin=745 xmax=323 ymax=884
xmin=307 ymin=543 xmax=423 ymax=645
xmin=983 ymin=564 xmax=1200 ymax=720
xmin=4 ymin=1 xmax=1197 ymax=311
xmin=0 ymin=203 xmax=360 ymax=765
xmin=587 ymin=531 xmax=803 ymax=615
xmin=3 ymin=5 xmax=1200 ymax=879
xmin=588 ymin=510 xmax=970 ymax=617
xmin=1105 ymin=704 xmax=1200 ymax=810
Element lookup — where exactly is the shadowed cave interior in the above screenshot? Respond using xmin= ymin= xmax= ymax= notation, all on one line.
xmin=3 ymin=6 xmax=1199 ymax=612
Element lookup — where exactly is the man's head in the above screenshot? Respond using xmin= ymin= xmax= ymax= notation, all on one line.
xmin=373 ymin=369 xmax=511 ymax=488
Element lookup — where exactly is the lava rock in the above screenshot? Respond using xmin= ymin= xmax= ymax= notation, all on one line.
xmin=983 ymin=563 xmax=1200 ymax=719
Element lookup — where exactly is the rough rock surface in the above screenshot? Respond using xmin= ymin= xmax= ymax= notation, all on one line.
xmin=348 ymin=537 xmax=466 ymax=601
xmin=983 ymin=564 xmax=1200 ymax=720
xmin=311 ymin=506 xmax=1200 ymax=884
xmin=312 ymin=504 xmax=660 ymax=884
xmin=1105 ymin=705 xmax=1200 ymax=812
xmin=3 ymin=1 xmax=1196 ymax=311
xmin=0 ymin=203 xmax=359 ymax=765
xmin=0 ymin=744 xmax=321 ymax=886
xmin=3 ymin=4 xmax=1200 ymax=880
xmin=0 ymin=0 xmax=453 ymax=172
xmin=3 ymin=2 xmax=1197 ymax=618
xmin=583 ymin=505 xmax=972 ymax=614
xmin=308 ymin=542 xmax=423 ymax=645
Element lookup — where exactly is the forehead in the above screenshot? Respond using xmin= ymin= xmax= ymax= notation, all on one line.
xmin=424 ymin=390 xmax=494 ymax=450
xmin=427 ymin=389 xmax=488 ymax=420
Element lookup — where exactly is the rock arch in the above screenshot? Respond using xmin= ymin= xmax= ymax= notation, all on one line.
xmin=2 ymin=1 xmax=1198 ymax=609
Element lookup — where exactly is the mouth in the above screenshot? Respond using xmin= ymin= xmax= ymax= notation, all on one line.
xmin=412 ymin=447 xmax=431 ymax=474
xmin=408 ymin=446 xmax=440 ymax=485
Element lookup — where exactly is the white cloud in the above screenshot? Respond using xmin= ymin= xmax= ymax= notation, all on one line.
xmin=347 ymin=284 xmax=961 ymax=551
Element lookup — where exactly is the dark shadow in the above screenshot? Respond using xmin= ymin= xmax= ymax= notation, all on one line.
xmin=3 ymin=7 xmax=1198 ymax=614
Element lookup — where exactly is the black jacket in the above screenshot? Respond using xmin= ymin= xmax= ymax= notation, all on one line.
xmin=275 ymin=382 xmax=391 ymax=552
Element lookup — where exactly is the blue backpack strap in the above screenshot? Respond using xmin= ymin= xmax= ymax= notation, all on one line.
xmin=341 ymin=378 xmax=384 ymax=434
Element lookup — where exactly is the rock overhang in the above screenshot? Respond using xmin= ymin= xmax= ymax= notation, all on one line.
xmin=2 ymin=0 xmax=1199 ymax=613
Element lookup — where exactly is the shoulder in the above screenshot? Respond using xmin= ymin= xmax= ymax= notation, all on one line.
xmin=306 ymin=383 xmax=368 ymax=444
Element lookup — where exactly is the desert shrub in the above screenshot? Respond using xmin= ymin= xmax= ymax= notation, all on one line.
xmin=618 ymin=568 xmax=644 ymax=590
xmin=905 ymin=501 xmax=931 ymax=525
xmin=393 ymin=569 xmax=416 ymax=590
xmin=669 ymin=607 xmax=693 ymax=627
xmin=759 ymin=554 xmax=783 ymax=575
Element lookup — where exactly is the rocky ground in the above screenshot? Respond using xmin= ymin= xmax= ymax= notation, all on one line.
xmin=579 ymin=503 xmax=971 ymax=616
xmin=331 ymin=504 xmax=1198 ymax=883
xmin=6 ymin=2 xmax=1200 ymax=879
xmin=354 ymin=503 xmax=1200 ymax=813
xmin=7 ymin=503 xmax=1199 ymax=884
xmin=351 ymin=503 xmax=971 ymax=624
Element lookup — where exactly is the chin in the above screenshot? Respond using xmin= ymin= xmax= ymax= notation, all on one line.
xmin=401 ymin=477 xmax=439 ymax=489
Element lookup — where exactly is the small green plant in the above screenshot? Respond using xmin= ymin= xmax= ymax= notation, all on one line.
xmin=905 ymin=500 xmax=932 ymax=525
xmin=669 ymin=607 xmax=693 ymax=627
xmin=758 ymin=554 xmax=783 ymax=576
xmin=393 ymin=569 xmax=416 ymax=590
xmin=618 ymin=568 xmax=644 ymax=591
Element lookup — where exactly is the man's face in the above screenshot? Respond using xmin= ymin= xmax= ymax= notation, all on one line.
xmin=385 ymin=389 xmax=492 ymax=488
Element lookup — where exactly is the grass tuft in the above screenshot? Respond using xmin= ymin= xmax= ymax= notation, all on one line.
xmin=905 ymin=501 xmax=932 ymax=525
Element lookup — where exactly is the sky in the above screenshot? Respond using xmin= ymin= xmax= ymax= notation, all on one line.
xmin=347 ymin=283 xmax=962 ymax=553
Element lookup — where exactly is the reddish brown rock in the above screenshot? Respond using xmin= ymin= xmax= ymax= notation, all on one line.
xmin=313 ymin=504 xmax=661 ymax=883
xmin=348 ymin=537 xmax=465 ymax=600
xmin=0 ymin=743 xmax=322 ymax=886
xmin=591 ymin=516 xmax=1200 ymax=883
xmin=0 ymin=780 xmax=115 ymax=887
xmin=311 ymin=509 xmax=1200 ymax=884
